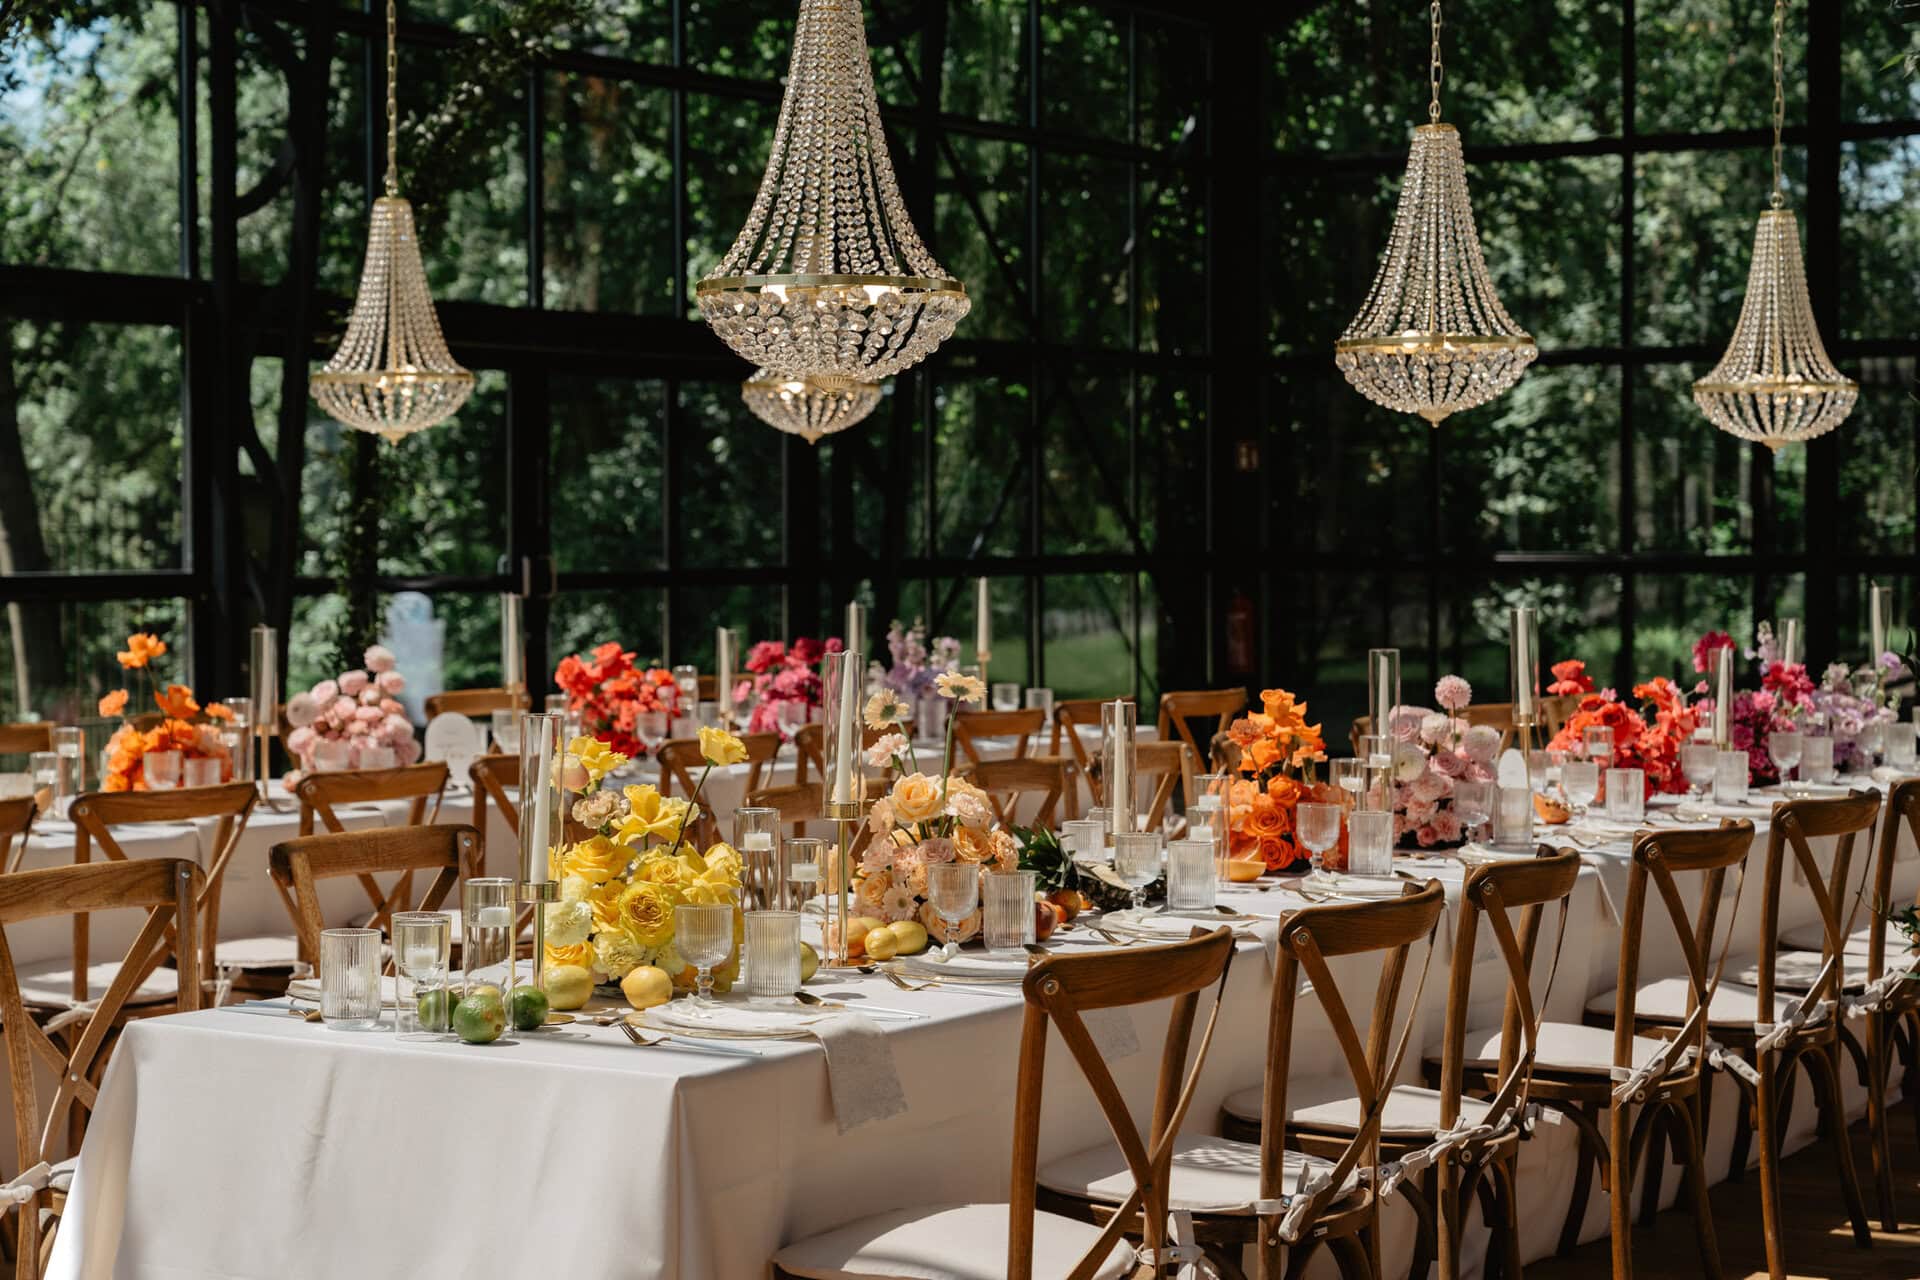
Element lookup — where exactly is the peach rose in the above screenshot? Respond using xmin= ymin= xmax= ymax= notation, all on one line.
xmin=889 ymin=772 xmax=943 ymax=825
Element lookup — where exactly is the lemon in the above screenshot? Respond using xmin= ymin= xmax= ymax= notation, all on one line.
xmin=452 ymin=991 xmax=506 ymax=1044
xmin=887 ymin=921 xmax=929 ymax=955
xmin=798 ymin=942 xmax=820 ymax=983
xmin=541 ymin=964 xmax=594 ymax=1011
xmin=621 ymin=965 xmax=673 ymax=1010
xmin=863 ymin=926 xmax=899 ymax=962
xmin=508 ymin=984 xmax=550 ymax=1032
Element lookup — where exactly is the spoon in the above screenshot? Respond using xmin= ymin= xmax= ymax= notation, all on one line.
xmin=791 ymin=990 xmax=925 ymax=1019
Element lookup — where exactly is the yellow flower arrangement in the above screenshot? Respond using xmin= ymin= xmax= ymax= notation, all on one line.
xmin=698 ymin=725 xmax=748 ymax=766
xmin=560 ymin=834 xmax=630 ymax=885
xmin=566 ymin=735 xmax=628 ymax=785
xmin=616 ymin=784 xmax=697 ymax=845
xmin=888 ymin=772 xmax=945 ymax=824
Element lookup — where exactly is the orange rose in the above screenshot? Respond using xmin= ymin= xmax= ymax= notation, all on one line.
xmin=98 ymin=689 xmax=129 ymax=718
xmin=205 ymin=702 xmax=235 ymax=723
xmin=117 ymin=633 xmax=167 ymax=670
xmin=154 ymin=684 xmax=199 ymax=720
xmin=1245 ymin=795 xmax=1287 ymax=840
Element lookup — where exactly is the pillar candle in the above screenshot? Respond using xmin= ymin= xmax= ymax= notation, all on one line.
xmin=1871 ymin=583 xmax=1889 ymax=663
xmin=248 ymin=625 xmax=278 ymax=719
xmin=521 ymin=713 xmax=558 ymax=885
xmin=845 ymin=601 xmax=866 ymax=655
xmin=1780 ymin=618 xmax=1800 ymax=668
xmin=500 ymin=593 xmax=524 ymax=691
xmin=830 ymin=651 xmax=860 ymax=806
xmin=717 ymin=627 xmax=735 ymax=719
xmin=1509 ymin=607 xmax=1536 ymax=721
xmin=975 ymin=578 xmax=992 ymax=659
xmin=1713 ymin=644 xmax=1733 ymax=748
xmin=1367 ymin=649 xmax=1400 ymax=731
xmin=1102 ymin=700 xmax=1136 ymax=838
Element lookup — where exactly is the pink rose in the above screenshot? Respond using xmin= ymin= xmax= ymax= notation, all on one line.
xmin=1432 ymin=749 xmax=1466 ymax=778
xmin=377 ymin=670 xmax=406 ymax=695
xmin=1416 ymin=824 xmax=1439 ymax=847
xmin=1406 ymin=797 xmax=1437 ymax=826
xmin=1431 ymin=809 xmax=1463 ymax=842
xmin=346 ymin=718 xmax=369 ymax=737
xmin=359 ymin=687 xmax=381 ymax=706
xmin=383 ymin=713 xmax=411 ymax=739
xmin=338 ymin=670 xmax=369 ymax=697
xmin=380 ymin=698 xmax=404 ymax=717
xmin=917 ymin=837 xmax=955 ymax=864
xmin=1411 ymin=771 xmax=1450 ymax=803
xmin=560 ymin=758 xmax=590 ymax=792
xmin=332 ymin=696 xmax=357 ymax=721
xmin=363 ymin=645 xmax=397 ymax=674
xmin=395 ymin=737 xmax=421 ymax=766
xmin=285 ymin=692 xmax=319 ymax=729
xmin=1461 ymin=725 xmax=1501 ymax=765
xmin=312 ymin=680 xmax=339 ymax=704
xmin=286 ymin=726 xmax=316 ymax=755
xmin=354 ymin=704 xmax=384 ymax=724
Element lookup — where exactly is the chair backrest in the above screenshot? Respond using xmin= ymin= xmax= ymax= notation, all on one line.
xmin=1253 ymin=881 xmax=1447 ymax=1275
xmin=268 ymin=824 xmax=471 ymax=965
xmin=1540 ymin=694 xmax=1580 ymax=738
xmin=743 ymin=783 xmax=874 ymax=861
xmin=1008 ymin=927 xmax=1237 ymax=1280
xmin=0 ymin=799 xmax=34 ymax=875
xmin=1608 ymin=821 xmax=1757 ymax=1081
xmin=1156 ymin=689 xmax=1247 ymax=769
xmin=1869 ymin=778 xmax=1920 ymax=983
xmin=0 ymin=856 xmax=202 ymax=1263
xmin=468 ymin=752 xmax=520 ymax=837
xmin=0 ymin=723 xmax=52 ymax=756
xmin=1049 ymin=697 xmax=1128 ymax=804
xmin=793 ymin=722 xmax=903 ymax=789
xmin=961 ymin=758 xmax=1069 ymax=829
xmin=1136 ymin=740 xmax=1195 ymax=832
xmin=657 ymin=732 xmax=780 ymax=847
xmin=697 ymin=674 xmax=719 ymax=702
xmin=296 ymin=762 xmax=450 ymax=836
xmin=952 ymin=708 xmax=1046 ymax=766
xmin=1751 ymin=790 xmax=1882 ymax=1016
xmin=68 ymin=783 xmax=257 ymax=999
xmin=422 ymin=687 xmax=527 ymax=719
xmin=1435 ymin=850 xmax=1581 ymax=1130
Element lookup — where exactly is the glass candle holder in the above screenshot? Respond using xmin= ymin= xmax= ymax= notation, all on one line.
xmin=982 ymin=870 xmax=1038 ymax=953
xmin=29 ymin=752 xmax=58 ymax=801
xmin=1887 ymin=723 xmax=1918 ymax=772
xmin=183 ymin=757 xmax=222 ymax=788
xmin=462 ymin=877 xmax=516 ymax=994
xmin=1023 ymin=688 xmax=1054 ymax=716
xmin=1491 ymin=785 xmax=1533 ymax=852
xmin=144 ymin=750 xmax=183 ymax=790
xmin=1164 ymin=839 xmax=1217 ymax=913
xmin=319 ymin=928 xmax=382 ymax=1029
xmin=1714 ymin=751 xmax=1750 ymax=806
xmin=1189 ymin=772 xmax=1229 ymax=879
xmin=355 ymin=744 xmax=396 ymax=771
xmin=735 ymin=806 xmax=781 ymax=909
xmin=744 ymin=910 xmax=802 ymax=1004
xmin=672 ymin=664 xmax=699 ymax=707
xmin=1061 ymin=819 xmax=1105 ymax=861
xmin=1348 ymin=810 xmax=1394 ymax=877
xmin=393 ymin=911 xmax=452 ymax=1039
xmin=785 ymin=836 xmax=826 ymax=903
xmin=821 ymin=649 xmax=866 ymax=814
xmin=1802 ymin=735 xmax=1836 ymax=785
xmin=1605 ymin=768 xmax=1645 ymax=822
xmin=52 ymin=726 xmax=84 ymax=817
xmin=1102 ymin=700 xmax=1139 ymax=839
xmin=1331 ymin=758 xmax=1364 ymax=808
xmin=991 ymin=682 xmax=1020 ymax=712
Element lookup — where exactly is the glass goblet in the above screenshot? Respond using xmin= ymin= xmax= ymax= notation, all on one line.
xmin=1769 ymin=730 xmax=1803 ymax=794
xmin=1452 ymin=779 xmax=1492 ymax=842
xmin=1680 ymin=742 xmax=1718 ymax=800
xmin=1112 ymin=832 xmax=1161 ymax=914
xmin=1562 ymin=761 xmax=1599 ymax=819
xmin=674 ymin=903 xmax=735 ymax=1011
xmin=1296 ymin=802 xmax=1340 ymax=876
xmin=635 ymin=710 xmax=669 ymax=754
xmin=927 ymin=863 xmax=978 ymax=961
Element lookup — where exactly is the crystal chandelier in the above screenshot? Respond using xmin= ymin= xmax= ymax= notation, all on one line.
xmin=1334 ymin=1 xmax=1535 ymax=425
xmin=1692 ymin=0 xmax=1855 ymax=449
xmin=311 ymin=0 xmax=472 ymax=444
xmin=696 ymin=0 xmax=968 ymax=382
xmin=741 ymin=370 xmax=881 ymax=444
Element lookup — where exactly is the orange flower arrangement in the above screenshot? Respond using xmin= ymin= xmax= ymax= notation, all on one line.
xmin=1224 ymin=688 xmax=1327 ymax=872
xmin=97 ymin=633 xmax=234 ymax=791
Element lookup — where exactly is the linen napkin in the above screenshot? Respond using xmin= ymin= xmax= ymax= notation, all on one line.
xmin=810 ymin=1013 xmax=909 ymax=1133
xmin=1081 ymin=1007 xmax=1139 ymax=1061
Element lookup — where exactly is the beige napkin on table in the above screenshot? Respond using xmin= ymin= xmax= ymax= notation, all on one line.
xmin=811 ymin=1013 xmax=909 ymax=1133
xmin=1081 ymin=1007 xmax=1139 ymax=1060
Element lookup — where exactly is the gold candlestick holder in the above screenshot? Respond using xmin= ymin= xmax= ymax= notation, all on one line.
xmin=975 ymin=649 xmax=990 ymax=691
xmin=516 ymin=879 xmax=559 ymax=992
xmin=823 ymin=800 xmax=862 ymax=968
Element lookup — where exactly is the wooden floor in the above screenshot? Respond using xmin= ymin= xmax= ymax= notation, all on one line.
xmin=1529 ymin=1109 xmax=1920 ymax=1279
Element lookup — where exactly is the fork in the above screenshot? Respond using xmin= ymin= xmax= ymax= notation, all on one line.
xmin=617 ymin=1021 xmax=762 ymax=1057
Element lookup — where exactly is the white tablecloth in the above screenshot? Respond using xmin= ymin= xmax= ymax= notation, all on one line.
xmin=45 ymin=781 xmax=1919 ymax=1280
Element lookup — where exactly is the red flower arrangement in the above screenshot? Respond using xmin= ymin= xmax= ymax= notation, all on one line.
xmin=735 ymin=636 xmax=844 ymax=735
xmin=1545 ymin=667 xmax=1705 ymax=797
xmin=1547 ymin=659 xmax=1594 ymax=696
xmin=553 ymin=643 xmax=682 ymax=759
xmin=1692 ymin=630 xmax=1735 ymax=674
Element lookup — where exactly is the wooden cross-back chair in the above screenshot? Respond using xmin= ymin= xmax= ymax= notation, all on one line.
xmin=1038 ymin=882 xmax=1446 ymax=1280
xmin=62 ymin=784 xmax=256 ymax=1009
xmin=1135 ymin=740 xmax=1195 ymax=833
xmin=792 ymin=722 xmax=906 ymax=790
xmin=0 ymin=724 xmax=52 ymax=757
xmin=742 ymin=783 xmax=874 ymax=863
xmin=422 ymin=687 xmax=528 ymax=719
xmin=1049 ymin=697 xmax=1129 ymax=806
xmin=0 ymin=857 xmax=203 ymax=1277
xmin=269 ymin=825 xmax=471 ymax=967
xmin=960 ymin=758 xmax=1070 ymax=830
xmin=952 ymin=708 xmax=1046 ymax=766
xmin=1156 ymin=689 xmax=1246 ymax=772
xmin=656 ymin=732 xmax=779 ymax=849
xmin=468 ymin=754 xmax=519 ymax=879
xmin=1653 ymin=790 xmax=1878 ymax=1280
xmin=295 ymin=762 xmax=449 ymax=837
xmin=772 ymin=926 xmax=1237 ymax=1280
xmin=0 ymin=799 xmax=35 ymax=876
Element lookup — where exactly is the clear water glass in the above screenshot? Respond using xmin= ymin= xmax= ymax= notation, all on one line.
xmin=784 ymin=836 xmax=826 ymax=903
xmin=1802 ymin=735 xmax=1836 ymax=784
xmin=1583 ymin=726 xmax=1614 ymax=764
xmin=1887 ymin=723 xmax=1918 ymax=771
xmin=981 ymin=869 xmax=1038 ymax=953
xmin=1061 ymin=819 xmax=1105 ymax=860
xmin=319 ymin=928 xmax=382 ymax=1029
xmin=928 ymin=863 xmax=979 ymax=959
xmin=183 ymin=757 xmax=221 ymax=787
xmin=144 ymin=750 xmax=182 ymax=790
xmin=490 ymin=709 xmax=522 ymax=755
xmin=462 ymin=877 xmax=516 ymax=994
xmin=675 ymin=903 xmax=736 ymax=1008
xmin=52 ymin=726 xmax=83 ymax=816
xmin=1111 ymin=832 xmax=1161 ymax=913
xmin=1296 ymin=802 xmax=1340 ymax=875
xmin=734 ymin=806 xmax=780 ymax=909
xmin=1452 ymin=780 xmax=1492 ymax=839
xmin=1023 ymin=688 xmax=1054 ymax=716
xmin=1605 ymin=769 xmax=1645 ymax=822
xmin=356 ymin=744 xmax=396 ymax=771
xmin=744 ymin=910 xmax=802 ymax=1004
xmin=636 ymin=710 xmax=669 ymax=753
xmin=672 ymin=665 xmax=699 ymax=707
xmin=29 ymin=752 xmax=57 ymax=798
xmin=1714 ymin=751 xmax=1750 ymax=805
xmin=1190 ymin=772 xmax=1229 ymax=878
xmin=1348 ymin=810 xmax=1394 ymax=877
xmin=1084 ymin=808 xmax=1113 ymax=847
xmin=1164 ymin=839 xmax=1217 ymax=912
xmin=1768 ymin=731 xmax=1804 ymax=787
xmin=1681 ymin=742 xmax=1718 ymax=798
xmin=393 ymin=912 xmax=451 ymax=1039
xmin=1491 ymin=785 xmax=1534 ymax=852
xmin=991 ymin=682 xmax=1020 ymax=712
xmin=1562 ymin=761 xmax=1599 ymax=817
xmin=311 ymin=739 xmax=350 ymax=773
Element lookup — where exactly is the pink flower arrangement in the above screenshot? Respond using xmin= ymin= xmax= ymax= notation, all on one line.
xmin=1385 ymin=688 xmax=1500 ymax=848
xmin=1434 ymin=674 xmax=1472 ymax=713
xmin=1692 ymin=630 xmax=1735 ymax=674
xmin=736 ymin=636 xmax=845 ymax=735
xmin=282 ymin=645 xmax=418 ymax=786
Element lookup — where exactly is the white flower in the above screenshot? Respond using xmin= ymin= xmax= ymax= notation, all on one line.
xmin=593 ymin=934 xmax=648 ymax=981
xmin=559 ymin=875 xmax=592 ymax=904
xmin=945 ymin=789 xmax=993 ymax=829
xmin=1392 ymin=742 xmax=1428 ymax=783
xmin=865 ymin=732 xmax=908 ymax=767
xmin=571 ymin=790 xmax=624 ymax=830
xmin=880 ymin=883 xmax=920 ymax=923
xmin=656 ymin=941 xmax=685 ymax=978
xmin=546 ymin=900 xmax=593 ymax=948
xmin=935 ymin=671 xmax=985 ymax=703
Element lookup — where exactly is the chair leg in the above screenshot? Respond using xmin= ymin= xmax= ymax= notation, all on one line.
xmin=1866 ymin=1011 xmax=1899 ymax=1232
xmin=1671 ymin=1094 xmax=1724 ymax=1280
xmin=1555 ymin=1102 xmax=1604 ymax=1258
xmin=1327 ymin=1232 xmax=1374 ymax=1280
xmin=1636 ymin=1106 xmax=1667 ymax=1228
xmin=1727 ymin=1070 xmax=1755 ymax=1182
xmin=1755 ymin=1049 xmax=1788 ymax=1280
xmin=1495 ymin=1150 xmax=1524 ymax=1280
xmin=1806 ymin=1038 xmax=1873 ymax=1248
xmin=1403 ymin=1164 xmax=1439 ymax=1280
xmin=1608 ymin=1096 xmax=1636 ymax=1280
xmin=1281 ymin=1236 xmax=1321 ymax=1280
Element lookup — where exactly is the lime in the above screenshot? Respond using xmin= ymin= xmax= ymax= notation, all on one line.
xmin=415 ymin=986 xmax=453 ymax=1031
xmin=508 ymin=984 xmax=550 ymax=1032
xmin=452 ymin=991 xmax=506 ymax=1044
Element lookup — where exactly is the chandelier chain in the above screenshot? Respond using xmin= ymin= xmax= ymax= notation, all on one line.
xmin=384 ymin=0 xmax=399 ymax=197
xmin=1429 ymin=0 xmax=1443 ymax=123
xmin=1771 ymin=0 xmax=1785 ymax=209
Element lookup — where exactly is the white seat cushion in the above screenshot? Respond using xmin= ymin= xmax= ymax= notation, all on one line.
xmin=771 ymin=1202 xmax=1135 ymax=1280
xmin=1222 ymin=1075 xmax=1494 ymax=1138
xmin=15 ymin=958 xmax=176 ymax=1009
xmin=1038 ymin=1132 xmax=1349 ymax=1215
xmin=213 ymin=935 xmax=303 ymax=971
xmin=1586 ymin=976 xmax=1799 ymax=1027
xmin=1462 ymin=1020 xmax=1681 ymax=1077
xmin=1733 ymin=948 xmax=1886 ymax=993
xmin=1779 ymin=922 xmax=1915 ymax=958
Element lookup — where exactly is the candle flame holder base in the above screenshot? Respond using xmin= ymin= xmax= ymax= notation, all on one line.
xmin=516 ymin=880 xmax=559 ymax=991
xmin=822 ymin=813 xmax=862 ymax=969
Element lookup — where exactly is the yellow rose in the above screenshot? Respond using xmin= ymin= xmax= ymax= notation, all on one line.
xmin=587 ymin=878 xmax=627 ymax=933
xmin=702 ymin=842 xmax=743 ymax=879
xmin=683 ymin=881 xmax=722 ymax=905
xmin=636 ymin=855 xmax=684 ymax=887
xmin=545 ymin=940 xmax=593 ymax=970
xmin=561 ymin=835 xmax=630 ymax=885
xmin=677 ymin=848 xmax=710 ymax=876
xmin=618 ymin=785 xmax=696 ymax=845
xmin=616 ymin=881 xmax=680 ymax=949
xmin=566 ymin=736 xmax=629 ymax=785
xmin=698 ymin=725 xmax=748 ymax=766
xmin=952 ymin=826 xmax=992 ymax=863
xmin=889 ymin=772 xmax=944 ymax=825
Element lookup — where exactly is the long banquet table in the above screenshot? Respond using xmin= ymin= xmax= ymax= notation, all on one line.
xmin=37 ymin=779 xmax=1920 ymax=1280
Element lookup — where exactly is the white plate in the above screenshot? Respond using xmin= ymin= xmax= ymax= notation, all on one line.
xmin=1451 ymin=844 xmax=1543 ymax=866
xmin=639 ymin=999 xmax=830 ymax=1040
xmin=893 ymin=950 xmax=1032 ymax=982
xmin=1296 ymin=871 xmax=1408 ymax=898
